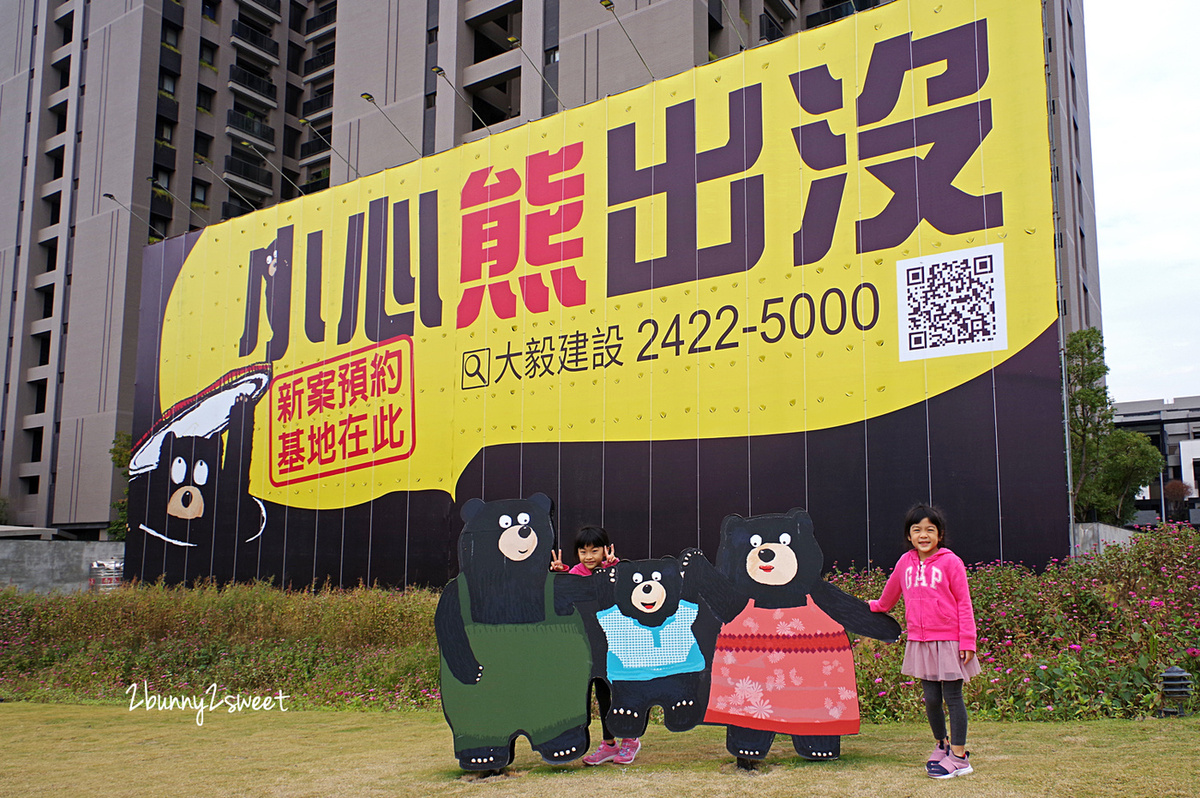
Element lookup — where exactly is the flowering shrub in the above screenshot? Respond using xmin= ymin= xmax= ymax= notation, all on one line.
xmin=834 ymin=520 xmax=1200 ymax=721
xmin=0 ymin=521 xmax=1196 ymax=719
xmin=0 ymin=581 xmax=442 ymax=710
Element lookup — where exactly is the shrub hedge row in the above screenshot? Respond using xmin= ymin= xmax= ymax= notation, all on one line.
xmin=1 ymin=521 xmax=1196 ymax=720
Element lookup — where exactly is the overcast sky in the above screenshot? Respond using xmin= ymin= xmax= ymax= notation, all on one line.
xmin=1087 ymin=0 xmax=1200 ymax=404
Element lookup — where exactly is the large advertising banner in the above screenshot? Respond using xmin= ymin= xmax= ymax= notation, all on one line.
xmin=128 ymin=0 xmax=1068 ymax=587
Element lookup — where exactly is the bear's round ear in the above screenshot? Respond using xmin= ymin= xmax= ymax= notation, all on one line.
xmin=719 ymin=513 xmax=744 ymax=539
xmin=460 ymin=498 xmax=486 ymax=523
xmin=528 ymin=492 xmax=552 ymax=514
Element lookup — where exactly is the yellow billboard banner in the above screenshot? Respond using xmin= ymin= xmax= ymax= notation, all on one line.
xmin=156 ymin=0 xmax=1056 ymax=509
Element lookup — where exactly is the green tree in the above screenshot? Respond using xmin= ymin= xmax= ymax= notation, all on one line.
xmin=1096 ymin=429 xmax=1165 ymax=524
xmin=1065 ymin=328 xmax=1164 ymax=524
xmin=108 ymin=432 xmax=133 ymax=541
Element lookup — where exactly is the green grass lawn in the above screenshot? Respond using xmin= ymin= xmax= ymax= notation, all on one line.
xmin=1 ymin=702 xmax=1196 ymax=797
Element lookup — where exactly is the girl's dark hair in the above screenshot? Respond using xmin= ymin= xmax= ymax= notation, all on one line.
xmin=903 ymin=503 xmax=947 ymax=548
xmin=574 ymin=525 xmax=610 ymax=550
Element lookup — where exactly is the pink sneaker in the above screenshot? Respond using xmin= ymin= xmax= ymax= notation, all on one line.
xmin=614 ymin=737 xmax=641 ymax=765
xmin=583 ymin=740 xmax=620 ymax=765
xmin=928 ymin=750 xmax=972 ymax=779
xmin=926 ymin=740 xmax=949 ymax=771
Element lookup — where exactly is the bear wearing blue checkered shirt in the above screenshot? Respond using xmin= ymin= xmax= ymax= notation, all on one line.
xmin=558 ymin=550 xmax=746 ymax=739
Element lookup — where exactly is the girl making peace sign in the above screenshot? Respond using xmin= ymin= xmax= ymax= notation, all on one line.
xmin=550 ymin=526 xmax=638 ymax=765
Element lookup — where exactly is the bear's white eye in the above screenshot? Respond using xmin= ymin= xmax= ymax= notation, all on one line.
xmin=193 ymin=460 xmax=209 ymax=486
xmin=749 ymin=534 xmax=763 ymax=548
xmin=498 ymin=514 xmax=513 ymax=528
xmin=779 ymin=533 xmax=791 ymax=546
xmin=632 ymin=573 xmax=644 ymax=584
xmin=516 ymin=512 xmax=530 ymax=525
xmin=171 ymin=457 xmax=187 ymax=484
xmin=651 ymin=571 xmax=662 ymax=581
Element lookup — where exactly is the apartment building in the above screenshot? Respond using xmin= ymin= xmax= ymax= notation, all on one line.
xmin=0 ymin=0 xmax=1100 ymax=533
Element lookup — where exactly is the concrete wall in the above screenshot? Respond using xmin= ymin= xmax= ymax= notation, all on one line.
xmin=1072 ymin=522 xmax=1135 ymax=557
xmin=0 ymin=541 xmax=126 ymax=593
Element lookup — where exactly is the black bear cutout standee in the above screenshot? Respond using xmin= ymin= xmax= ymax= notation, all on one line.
xmin=703 ymin=509 xmax=901 ymax=769
xmin=435 ymin=494 xmax=593 ymax=772
xmin=556 ymin=551 xmax=747 ymax=739
xmin=127 ymin=364 xmax=271 ymax=584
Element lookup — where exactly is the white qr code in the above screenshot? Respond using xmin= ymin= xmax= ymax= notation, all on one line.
xmin=896 ymin=243 xmax=1007 ymax=362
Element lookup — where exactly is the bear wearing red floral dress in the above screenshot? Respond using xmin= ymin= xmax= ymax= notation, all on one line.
xmin=703 ymin=509 xmax=900 ymax=769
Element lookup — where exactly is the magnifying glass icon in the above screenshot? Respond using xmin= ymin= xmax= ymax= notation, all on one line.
xmin=462 ymin=350 xmax=489 ymax=388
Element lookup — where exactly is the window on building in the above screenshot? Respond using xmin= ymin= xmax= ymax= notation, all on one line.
xmin=197 ymin=86 xmax=215 ymax=112
xmin=285 ymin=83 xmax=302 ymax=116
xmin=157 ymin=117 xmax=175 ymax=144
xmin=46 ymin=192 xmax=62 ymax=225
xmin=55 ymin=56 xmax=71 ymax=90
xmin=469 ymin=2 xmax=520 ymax=66
xmin=290 ymin=1 xmax=307 ymax=33
xmin=194 ymin=132 xmax=213 ymax=159
xmin=159 ymin=71 xmax=177 ymax=97
xmin=162 ymin=23 xmax=181 ymax=49
xmin=154 ymin=168 xmax=172 ymax=191
xmin=149 ymin=215 xmax=170 ymax=241
xmin=200 ymin=40 xmax=217 ymax=68
xmin=21 ymin=475 xmax=39 ymax=495
xmin=41 ymin=238 xmax=57 ymax=272
xmin=57 ymin=12 xmax=74 ymax=45
xmin=287 ymin=42 xmax=305 ymax=73
xmin=32 ymin=380 xmax=48 ymax=414
xmin=28 ymin=428 xmax=44 ymax=462
xmin=202 ymin=0 xmax=219 ymax=22
xmin=35 ymin=333 xmax=51 ymax=366
xmin=192 ymin=181 xmax=209 ymax=204
xmin=38 ymin=285 xmax=55 ymax=319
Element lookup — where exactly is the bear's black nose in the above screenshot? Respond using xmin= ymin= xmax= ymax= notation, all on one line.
xmin=181 ymin=491 xmax=193 ymax=508
xmin=518 ymin=527 xmax=532 ymax=538
xmin=758 ymin=548 xmax=775 ymax=562
xmin=640 ymin=582 xmax=654 ymax=594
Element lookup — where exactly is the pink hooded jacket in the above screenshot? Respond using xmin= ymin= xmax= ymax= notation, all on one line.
xmin=869 ymin=547 xmax=977 ymax=651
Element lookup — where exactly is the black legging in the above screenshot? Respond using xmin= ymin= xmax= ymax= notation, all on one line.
xmin=921 ymin=679 xmax=968 ymax=747
xmin=592 ymin=678 xmax=615 ymax=742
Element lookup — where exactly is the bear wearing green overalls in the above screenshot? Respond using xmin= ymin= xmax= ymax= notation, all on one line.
xmin=436 ymin=494 xmax=592 ymax=772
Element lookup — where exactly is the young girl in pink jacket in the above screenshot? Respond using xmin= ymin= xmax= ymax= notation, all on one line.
xmin=549 ymin=526 xmax=641 ymax=765
xmin=870 ymin=504 xmax=979 ymax=779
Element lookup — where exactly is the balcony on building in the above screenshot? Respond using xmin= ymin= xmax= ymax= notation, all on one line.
xmin=238 ymin=0 xmax=282 ymax=23
xmin=302 ymin=173 xmax=330 ymax=194
xmin=226 ymin=109 xmax=276 ymax=151
xmin=806 ymin=0 xmax=885 ymax=30
xmin=150 ymin=191 xmax=174 ymax=219
xmin=156 ymin=92 xmax=180 ymax=122
xmin=231 ymin=19 xmax=281 ymax=65
xmin=298 ymin=136 xmax=331 ymax=169
xmin=223 ymin=155 xmax=274 ymax=195
xmin=301 ymin=90 xmax=334 ymax=122
xmin=222 ymin=199 xmax=258 ymax=219
xmin=229 ymin=64 xmax=278 ymax=108
xmin=303 ymin=48 xmax=335 ymax=82
xmin=153 ymin=140 xmax=177 ymax=170
xmin=305 ymin=4 xmax=337 ymax=38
